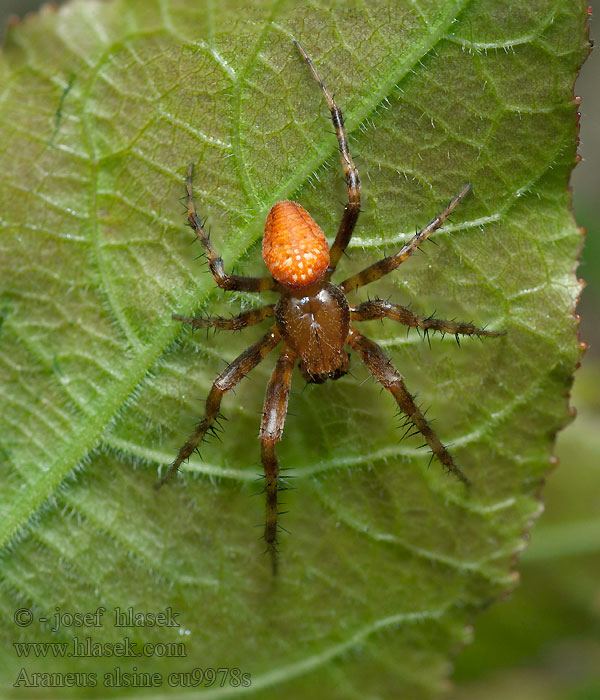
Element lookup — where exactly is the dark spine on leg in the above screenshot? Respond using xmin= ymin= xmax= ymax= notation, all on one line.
xmin=347 ymin=329 xmax=468 ymax=484
xmin=259 ymin=345 xmax=296 ymax=573
xmin=261 ymin=440 xmax=279 ymax=562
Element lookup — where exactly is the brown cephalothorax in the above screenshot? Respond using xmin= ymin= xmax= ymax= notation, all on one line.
xmin=159 ymin=41 xmax=506 ymax=575
xmin=275 ymin=283 xmax=350 ymax=384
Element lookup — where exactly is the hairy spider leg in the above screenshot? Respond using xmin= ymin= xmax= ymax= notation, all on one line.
xmin=294 ymin=41 xmax=360 ymax=278
xmin=185 ymin=163 xmax=279 ymax=293
xmin=156 ymin=328 xmax=281 ymax=488
xmin=340 ymin=183 xmax=471 ymax=294
xmin=259 ymin=344 xmax=297 ymax=575
xmin=346 ymin=327 xmax=469 ymax=485
xmin=173 ymin=304 xmax=275 ymax=331
xmin=351 ymin=300 xmax=506 ymax=338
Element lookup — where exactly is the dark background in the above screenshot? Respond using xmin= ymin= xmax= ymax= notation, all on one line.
xmin=2 ymin=2 xmax=598 ymax=698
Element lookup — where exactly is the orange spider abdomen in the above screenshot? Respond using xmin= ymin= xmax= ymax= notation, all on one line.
xmin=263 ymin=201 xmax=330 ymax=287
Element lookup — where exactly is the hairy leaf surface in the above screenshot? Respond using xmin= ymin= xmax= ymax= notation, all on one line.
xmin=0 ymin=0 xmax=589 ymax=697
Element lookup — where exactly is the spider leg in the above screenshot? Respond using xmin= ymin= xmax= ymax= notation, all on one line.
xmin=346 ymin=327 xmax=469 ymax=485
xmin=173 ymin=304 xmax=275 ymax=331
xmin=351 ymin=300 xmax=505 ymax=338
xmin=259 ymin=343 xmax=297 ymax=575
xmin=185 ymin=163 xmax=280 ymax=293
xmin=294 ymin=41 xmax=360 ymax=278
xmin=340 ymin=184 xmax=471 ymax=294
xmin=156 ymin=326 xmax=281 ymax=488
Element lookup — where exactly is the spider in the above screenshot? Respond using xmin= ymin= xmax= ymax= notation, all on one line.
xmin=158 ymin=41 xmax=505 ymax=574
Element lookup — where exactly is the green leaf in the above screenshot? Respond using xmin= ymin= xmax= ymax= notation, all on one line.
xmin=451 ymin=363 xmax=600 ymax=696
xmin=0 ymin=0 xmax=589 ymax=697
